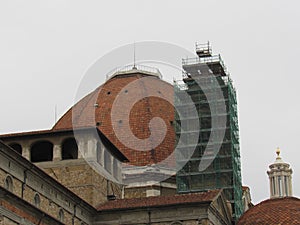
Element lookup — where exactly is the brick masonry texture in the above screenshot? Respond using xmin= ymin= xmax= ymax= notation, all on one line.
xmin=53 ymin=73 xmax=175 ymax=166
xmin=42 ymin=162 xmax=122 ymax=207
xmin=237 ymin=197 xmax=300 ymax=224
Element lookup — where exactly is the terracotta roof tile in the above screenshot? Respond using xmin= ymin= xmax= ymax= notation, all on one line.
xmin=53 ymin=73 xmax=175 ymax=166
xmin=242 ymin=186 xmax=249 ymax=191
xmin=238 ymin=197 xmax=300 ymax=225
xmin=0 ymin=129 xmax=71 ymax=138
xmin=97 ymin=189 xmax=221 ymax=211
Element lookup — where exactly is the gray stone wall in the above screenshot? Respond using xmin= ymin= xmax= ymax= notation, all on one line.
xmin=0 ymin=142 xmax=94 ymax=224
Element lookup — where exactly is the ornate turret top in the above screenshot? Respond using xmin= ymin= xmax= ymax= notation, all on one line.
xmin=267 ymin=148 xmax=293 ymax=198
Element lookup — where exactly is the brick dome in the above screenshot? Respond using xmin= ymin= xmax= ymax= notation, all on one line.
xmin=237 ymin=197 xmax=300 ymax=225
xmin=53 ymin=70 xmax=175 ymax=166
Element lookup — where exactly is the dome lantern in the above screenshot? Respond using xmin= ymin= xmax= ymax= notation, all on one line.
xmin=267 ymin=148 xmax=293 ymax=198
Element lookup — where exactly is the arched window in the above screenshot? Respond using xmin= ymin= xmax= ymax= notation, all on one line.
xmin=31 ymin=141 xmax=53 ymax=163
xmin=171 ymin=222 xmax=183 ymax=225
xmin=9 ymin=143 xmax=22 ymax=155
xmin=58 ymin=209 xmax=64 ymax=222
xmin=34 ymin=193 xmax=41 ymax=208
xmin=4 ymin=176 xmax=13 ymax=192
xmin=62 ymin=138 xmax=78 ymax=160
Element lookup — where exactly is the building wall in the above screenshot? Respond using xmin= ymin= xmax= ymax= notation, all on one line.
xmin=93 ymin=203 xmax=229 ymax=225
xmin=0 ymin=167 xmax=87 ymax=225
xmin=0 ymin=142 xmax=94 ymax=225
xmin=124 ymin=185 xmax=176 ymax=199
xmin=40 ymin=159 xmax=122 ymax=207
xmin=1 ymin=131 xmax=124 ymax=207
xmin=0 ymin=186 xmax=66 ymax=225
xmin=0 ymin=140 xmax=233 ymax=225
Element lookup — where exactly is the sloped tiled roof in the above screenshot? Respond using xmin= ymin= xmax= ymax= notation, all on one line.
xmin=0 ymin=129 xmax=72 ymax=138
xmin=237 ymin=197 xmax=300 ymax=225
xmin=97 ymin=189 xmax=221 ymax=211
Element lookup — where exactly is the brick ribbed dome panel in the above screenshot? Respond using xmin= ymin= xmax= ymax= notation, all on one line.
xmin=53 ymin=73 xmax=175 ymax=166
xmin=237 ymin=197 xmax=300 ymax=225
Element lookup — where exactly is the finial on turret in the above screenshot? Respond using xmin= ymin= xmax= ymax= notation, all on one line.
xmin=274 ymin=147 xmax=284 ymax=163
xmin=276 ymin=147 xmax=281 ymax=158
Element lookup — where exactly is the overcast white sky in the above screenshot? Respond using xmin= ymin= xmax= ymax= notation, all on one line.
xmin=0 ymin=0 xmax=299 ymax=204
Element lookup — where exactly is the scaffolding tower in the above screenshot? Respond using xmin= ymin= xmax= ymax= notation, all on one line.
xmin=174 ymin=42 xmax=243 ymax=222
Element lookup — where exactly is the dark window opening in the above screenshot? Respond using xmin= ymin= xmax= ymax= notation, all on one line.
xmin=104 ymin=150 xmax=112 ymax=174
xmin=5 ymin=176 xmax=13 ymax=192
xmin=58 ymin=209 xmax=64 ymax=222
xmin=34 ymin=193 xmax=41 ymax=208
xmin=62 ymin=138 xmax=78 ymax=160
xmin=113 ymin=158 xmax=119 ymax=180
xmin=9 ymin=143 xmax=22 ymax=155
xmin=96 ymin=142 xmax=102 ymax=165
xmin=31 ymin=141 xmax=53 ymax=163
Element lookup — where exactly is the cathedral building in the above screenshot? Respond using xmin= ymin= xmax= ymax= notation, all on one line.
xmin=0 ymin=43 xmax=260 ymax=225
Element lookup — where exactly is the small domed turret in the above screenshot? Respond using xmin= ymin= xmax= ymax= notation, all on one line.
xmin=267 ymin=148 xmax=293 ymax=198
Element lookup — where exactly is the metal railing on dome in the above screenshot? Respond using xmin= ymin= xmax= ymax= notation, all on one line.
xmin=106 ymin=64 xmax=162 ymax=80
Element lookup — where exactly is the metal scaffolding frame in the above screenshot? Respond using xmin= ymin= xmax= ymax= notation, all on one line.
xmin=174 ymin=43 xmax=243 ymax=222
